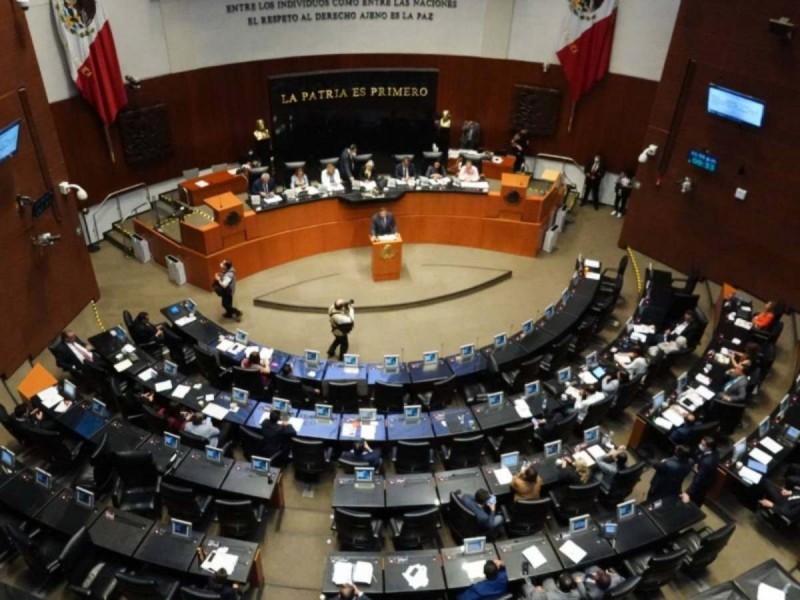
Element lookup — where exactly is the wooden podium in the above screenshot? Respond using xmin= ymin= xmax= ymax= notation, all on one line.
xmin=204 ymin=193 xmax=247 ymax=248
xmin=371 ymin=235 xmax=403 ymax=282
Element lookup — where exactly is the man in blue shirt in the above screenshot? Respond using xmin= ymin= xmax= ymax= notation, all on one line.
xmin=459 ymin=489 xmax=504 ymax=534
xmin=457 ymin=560 xmax=508 ymax=600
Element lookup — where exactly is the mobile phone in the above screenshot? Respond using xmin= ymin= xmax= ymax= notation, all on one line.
xmin=522 ymin=561 xmax=530 ymax=575
xmin=488 ymin=495 xmax=497 ymax=506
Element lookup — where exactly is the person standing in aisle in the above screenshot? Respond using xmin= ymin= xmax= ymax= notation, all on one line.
xmin=215 ymin=259 xmax=242 ymax=322
xmin=327 ymin=299 xmax=355 ymax=361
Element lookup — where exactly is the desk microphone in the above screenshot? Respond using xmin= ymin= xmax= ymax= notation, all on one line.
xmin=401 ymin=347 xmax=405 ymax=363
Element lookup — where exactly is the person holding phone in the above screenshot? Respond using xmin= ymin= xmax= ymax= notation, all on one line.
xmin=458 ymin=489 xmax=504 ymax=535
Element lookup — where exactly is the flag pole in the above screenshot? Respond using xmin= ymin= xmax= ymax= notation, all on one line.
xmin=103 ymin=125 xmax=116 ymax=163
xmin=567 ymin=101 xmax=577 ymax=134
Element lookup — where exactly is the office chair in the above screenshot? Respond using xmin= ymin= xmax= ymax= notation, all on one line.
xmin=500 ymin=497 xmax=552 ymax=538
xmin=327 ymin=381 xmax=360 ymax=413
xmin=0 ymin=404 xmax=33 ymax=448
xmin=540 ymin=335 xmax=574 ymax=377
xmin=142 ymin=403 xmax=169 ymax=434
xmin=534 ymin=410 xmax=578 ymax=446
xmin=214 ymin=499 xmax=265 ymax=539
xmin=73 ymin=433 xmax=117 ymax=499
xmin=23 ymin=425 xmax=83 ymax=469
xmin=110 ymin=450 xmax=161 ymax=516
xmin=114 ymin=572 xmax=180 ymax=600
xmin=238 ymin=426 xmax=266 ymax=460
xmin=607 ymin=379 xmax=641 ymax=418
xmin=390 ymin=506 xmax=441 ymax=549
xmin=622 ymin=549 xmax=687 ymax=593
xmin=291 ymin=437 xmax=332 ymax=481
xmin=391 ymin=440 xmax=435 ymax=473
xmin=180 ymin=429 xmax=231 ymax=455
xmin=671 ymin=523 xmax=736 ymax=573
xmin=123 ymin=310 xmax=161 ymax=357
xmin=417 ymin=374 xmax=458 ymax=411
xmin=580 ymin=396 xmax=614 ymax=430
xmin=549 ymin=481 xmax=601 ymax=521
xmin=447 ymin=492 xmax=488 ymax=543
xmin=500 ymin=356 xmax=542 ymax=394
xmin=274 ymin=372 xmax=310 ymax=408
xmin=194 ymin=346 xmax=232 ymax=389
xmin=179 ymin=588 xmax=223 ymax=600
xmin=706 ymin=399 xmax=746 ymax=437
xmin=440 ymin=434 xmax=485 ymax=469
xmin=4 ymin=524 xmax=65 ymax=581
xmin=232 ymin=366 xmax=266 ymax=399
xmin=338 ymin=456 xmax=372 ymax=474
xmin=333 ymin=508 xmax=383 ymax=551
xmin=159 ymin=481 xmax=212 ymax=524
xmin=599 ymin=255 xmax=628 ymax=299
xmin=568 ymin=317 xmax=599 ymax=359
xmin=48 ymin=337 xmax=84 ymax=380
xmin=488 ymin=421 xmax=534 ymax=459
xmin=58 ymin=526 xmax=124 ymax=600
xmin=604 ymin=575 xmax=641 ymax=599
xmin=374 ymin=381 xmax=409 ymax=413
xmin=599 ymin=461 xmax=647 ymax=506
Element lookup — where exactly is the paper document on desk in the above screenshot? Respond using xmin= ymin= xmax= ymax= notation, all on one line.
xmin=175 ymin=315 xmax=196 ymax=327
xmin=288 ymin=417 xmax=304 ymax=434
xmin=360 ymin=423 xmax=377 ymax=440
xmin=584 ymin=259 xmax=600 ymax=269
xmin=757 ymin=582 xmax=786 ymax=600
xmin=341 ymin=422 xmax=358 ymax=438
xmin=332 ymin=561 xmax=353 ymax=585
xmin=216 ymin=339 xmax=235 ymax=353
xmin=585 ymin=272 xmax=600 ymax=280
xmin=377 ymin=234 xmax=398 ymax=242
xmin=654 ymin=416 xmax=674 ymax=431
xmin=630 ymin=332 xmax=648 ymax=344
xmin=760 ymin=436 xmax=783 ymax=454
xmin=352 ymin=561 xmax=373 ymax=584
xmin=579 ymin=372 xmax=598 ymax=385
xmin=696 ymin=385 xmax=715 ymax=401
xmin=559 ymin=539 xmax=587 ymax=564
xmin=514 ymin=399 xmax=532 ymax=419
xmin=194 ymin=180 xmax=209 ymax=188
xmin=402 ymin=564 xmax=429 ymax=590
xmin=749 ymin=447 xmax=773 ymax=465
xmin=493 ymin=467 xmax=513 ymax=485
xmin=462 ymin=560 xmax=487 ymax=580
xmin=138 ymin=368 xmax=157 ymax=381
xmin=734 ymin=318 xmax=753 ymax=330
xmin=573 ymin=450 xmax=595 ymax=467
xmin=39 ymin=387 xmax=64 ymax=409
xmin=662 ymin=408 xmax=685 ymax=427
xmin=121 ymin=343 xmax=135 ymax=353
xmin=694 ymin=373 xmax=711 ymax=386
xmin=114 ymin=359 xmax=133 ymax=373
xmin=522 ymin=544 xmax=548 ymax=569
xmin=171 ymin=385 xmax=190 ymax=399
xmin=587 ymin=445 xmax=608 ymax=460
xmin=738 ymin=465 xmax=762 ymax=485
xmin=201 ymin=547 xmax=238 ymax=573
xmin=203 ymin=403 xmax=229 ymax=420
xmin=154 ymin=380 xmax=173 ymax=393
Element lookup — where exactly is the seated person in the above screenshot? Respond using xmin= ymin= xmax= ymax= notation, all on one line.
xmin=252 ymin=172 xmax=275 ymax=197
xmin=13 ymin=400 xmax=56 ymax=431
xmin=511 ymin=465 xmax=542 ymax=501
xmin=457 ymin=559 xmax=507 ymax=600
xmin=142 ymin=390 xmax=189 ymax=433
xmin=184 ymin=412 xmax=221 ymax=446
xmin=615 ymin=346 xmax=648 ymax=378
xmin=425 ymin=160 xmax=445 ymax=179
xmin=601 ymin=370 xmax=628 ymax=406
xmin=332 ymin=583 xmax=371 ymax=600
xmin=321 ymin=163 xmax=342 ymax=189
xmin=668 ymin=412 xmax=697 ymax=444
xmin=279 ymin=362 xmax=320 ymax=398
xmin=658 ymin=310 xmax=701 ymax=344
xmin=555 ymin=455 xmax=591 ymax=486
xmin=290 ymin=167 xmax=309 ymax=189
xmin=130 ymin=311 xmax=181 ymax=349
xmin=752 ymin=301 xmax=778 ymax=329
xmin=459 ymin=489 xmax=504 ymax=535
xmin=260 ymin=409 xmax=297 ymax=463
xmin=458 ymin=159 xmax=481 ymax=182
xmin=394 ymin=157 xmax=416 ymax=181
xmin=533 ymin=406 xmax=574 ymax=442
xmin=575 ymin=567 xmax=625 ymax=600
xmin=341 ymin=440 xmax=381 ymax=469
xmin=241 ymin=351 xmax=271 ymax=389
xmin=360 ymin=160 xmax=376 ymax=181
xmin=522 ymin=572 xmax=580 ymax=600
xmin=595 ymin=445 xmax=628 ymax=487
xmin=759 ymin=480 xmax=800 ymax=523
xmin=730 ymin=341 xmax=759 ymax=373
xmin=647 ymin=335 xmax=688 ymax=358
xmin=57 ymin=329 xmax=109 ymax=376
xmin=572 ymin=384 xmax=605 ymax=422
xmin=720 ymin=366 xmax=748 ymax=402
xmin=206 ymin=568 xmax=241 ymax=600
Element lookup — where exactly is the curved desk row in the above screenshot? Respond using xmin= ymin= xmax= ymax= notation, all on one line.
xmin=135 ymin=176 xmax=566 ymax=290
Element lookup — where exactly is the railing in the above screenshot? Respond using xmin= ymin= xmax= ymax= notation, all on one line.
xmin=88 ymin=183 xmax=150 ymax=245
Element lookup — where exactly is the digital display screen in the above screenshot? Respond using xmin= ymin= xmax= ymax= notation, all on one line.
xmin=163 ymin=360 xmax=178 ymax=376
xmin=463 ymin=537 xmax=485 ymax=555
xmin=0 ymin=120 xmax=21 ymax=164
xmin=316 ymin=404 xmax=332 ymax=419
xmin=404 ymin=405 xmax=421 ymax=420
xmin=558 ymin=367 xmax=571 ymax=383
xmin=544 ymin=304 xmax=555 ymax=319
xmin=0 ymin=448 xmax=13 ymax=469
xmin=91 ymin=399 xmax=106 ymax=415
xmin=63 ymin=379 xmax=76 ymax=400
xmin=584 ymin=426 xmax=600 ymax=444
xmin=273 ymin=398 xmax=290 ymax=414
xmin=617 ymin=500 xmax=635 ymax=520
xmin=171 ymin=519 xmax=191 ymax=537
xmin=344 ymin=354 xmax=359 ymax=367
xmin=652 ymin=391 xmax=665 ymax=409
xmin=206 ymin=446 xmax=222 ymax=462
xmin=570 ymin=515 xmax=588 ymax=533
xmin=235 ymin=329 xmax=248 ymax=344
xmin=359 ymin=408 xmax=376 ymax=423
xmin=35 ymin=468 xmax=51 ymax=489
xmin=422 ymin=351 xmax=438 ymax=365
xmin=521 ymin=320 xmax=534 ymax=335
xmin=487 ymin=392 xmax=503 ymax=408
xmin=185 ymin=298 xmax=197 ymax=313
xmin=708 ymin=84 xmax=765 ymax=127
xmin=501 ymin=452 xmax=519 ymax=470
xmin=759 ymin=418 xmax=770 ymax=437
xmin=786 ymin=426 xmax=800 ymax=442
xmin=164 ymin=433 xmax=180 ymax=449
xmin=384 ymin=355 xmax=399 ymax=371
xmin=545 ymin=440 xmax=561 ymax=458
xmin=493 ymin=333 xmax=507 ymax=349
xmin=524 ymin=381 xmax=540 ymax=397
xmin=355 ymin=467 xmax=374 ymax=482
xmin=460 ymin=344 xmax=475 ymax=360
xmin=305 ymin=349 xmax=320 ymax=364
xmin=75 ymin=487 xmax=94 ymax=509
xmin=733 ymin=438 xmax=747 ymax=460
xmin=232 ymin=387 xmax=249 ymax=405
xmin=252 ymin=456 xmax=270 ymax=472
xmin=688 ymin=149 xmax=718 ymax=173
xmin=586 ymin=352 xmax=598 ymax=367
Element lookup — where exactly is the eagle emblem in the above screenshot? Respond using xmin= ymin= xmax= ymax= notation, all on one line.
xmin=381 ymin=244 xmax=396 ymax=260
xmin=568 ymin=0 xmax=605 ymax=21
xmin=224 ymin=211 xmax=242 ymax=228
xmin=55 ymin=0 xmax=97 ymax=37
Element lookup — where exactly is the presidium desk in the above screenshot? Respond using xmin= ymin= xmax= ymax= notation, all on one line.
xmin=134 ymin=171 xmax=565 ymax=290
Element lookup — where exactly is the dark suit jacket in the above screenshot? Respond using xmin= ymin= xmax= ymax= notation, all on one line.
xmin=129 ymin=320 xmax=158 ymax=345
xmin=648 ymin=457 xmax=692 ymax=500
xmin=687 ymin=449 xmax=719 ymax=500
xmin=370 ymin=212 xmax=397 ymax=237
xmin=394 ymin=162 xmax=417 ymax=179
xmin=584 ymin=159 xmax=606 ymax=183
xmin=339 ymin=149 xmax=356 ymax=181
xmin=251 ymin=177 xmax=275 ymax=195
xmin=776 ymin=495 xmax=800 ymax=521
xmin=667 ymin=318 xmax=702 ymax=344
xmin=260 ymin=421 xmax=296 ymax=457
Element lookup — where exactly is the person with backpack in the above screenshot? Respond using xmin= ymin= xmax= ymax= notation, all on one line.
xmin=327 ymin=298 xmax=355 ymax=361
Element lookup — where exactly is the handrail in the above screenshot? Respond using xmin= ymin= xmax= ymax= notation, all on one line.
xmin=90 ymin=182 xmax=149 ymax=244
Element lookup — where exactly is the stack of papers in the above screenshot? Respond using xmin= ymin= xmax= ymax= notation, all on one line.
xmin=587 ymin=445 xmax=608 ymax=460
xmin=559 ymin=539 xmax=587 ymax=564
xmin=734 ymin=318 xmax=753 ymax=330
xmin=514 ymin=399 xmax=532 ymax=419
xmin=38 ymin=386 xmax=64 ymax=409
xmin=738 ymin=465 xmax=762 ymax=485
xmin=695 ymin=386 xmax=715 ymax=401
xmin=154 ymin=380 xmax=174 ymax=393
xmin=332 ymin=561 xmax=373 ymax=585
xmin=171 ymin=385 xmax=190 ymax=399
xmin=493 ymin=467 xmax=513 ymax=485
xmin=138 ymin=368 xmax=157 ymax=382
xmin=175 ymin=315 xmax=196 ymax=327
xmin=360 ymin=423 xmax=376 ymax=440
xmin=114 ymin=359 xmax=133 ymax=373
xmin=341 ymin=423 xmax=358 ymax=438
xmin=760 ymin=437 xmax=783 ymax=454
xmin=202 ymin=403 xmax=229 ymax=420
xmin=579 ymin=372 xmax=598 ymax=385
xmin=749 ymin=447 xmax=773 ymax=465
xmin=201 ymin=547 xmax=239 ymax=573
xmin=522 ymin=544 xmax=548 ymax=569
xmin=288 ymin=417 xmax=304 ymax=433
xmin=462 ymin=560 xmax=487 ymax=580
xmin=654 ymin=416 xmax=674 ymax=431
xmin=662 ymin=408 xmax=685 ymax=427
xmin=216 ymin=339 xmax=235 ymax=353
xmin=694 ymin=373 xmax=711 ymax=386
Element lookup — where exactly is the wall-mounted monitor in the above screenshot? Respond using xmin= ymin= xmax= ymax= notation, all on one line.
xmin=0 ymin=120 xmax=21 ymax=164
xmin=707 ymin=84 xmax=765 ymax=128
xmin=688 ymin=149 xmax=718 ymax=173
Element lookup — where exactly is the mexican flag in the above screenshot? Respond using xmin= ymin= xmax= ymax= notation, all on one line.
xmin=556 ymin=0 xmax=618 ymax=103
xmin=52 ymin=0 xmax=127 ymax=125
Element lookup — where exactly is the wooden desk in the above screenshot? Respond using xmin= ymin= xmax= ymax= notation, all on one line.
xmin=179 ymin=171 xmax=247 ymax=206
xmin=204 ymin=193 xmax=248 ymax=248
xmin=372 ymin=235 xmax=403 ymax=282
xmin=17 ymin=363 xmax=57 ymax=403
xmin=482 ymin=155 xmax=515 ymax=180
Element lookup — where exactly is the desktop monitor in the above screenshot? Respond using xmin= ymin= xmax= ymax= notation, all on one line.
xmin=652 ymin=391 xmax=666 ymax=411
xmin=315 ymin=404 xmax=333 ymax=420
xmin=163 ymin=360 xmax=178 ymax=376
xmin=785 ymin=426 xmax=800 ymax=443
xmin=602 ymin=522 xmax=618 ymax=540
xmin=232 ymin=387 xmax=250 ymax=406
xmin=304 ymin=349 xmax=320 ymax=366
xmin=251 ymin=455 xmax=270 ymax=473
xmin=677 ymin=372 xmax=689 ymax=393
xmin=34 ymin=467 xmax=52 ymax=489
xmin=493 ymin=333 xmax=507 ymax=349
xmin=384 ymin=354 xmax=400 ymax=372
xmin=569 ymin=514 xmax=589 ymax=534
xmin=747 ymin=459 xmax=767 ymax=474
xmin=524 ymin=381 xmax=541 ymax=398
xmin=487 ymin=391 xmax=503 ymax=409
xmin=583 ymin=426 xmax=600 ymax=445
xmin=273 ymin=397 xmax=291 ymax=416
xmin=171 ymin=518 xmax=192 ymax=538
xmin=62 ymin=379 xmax=76 ymax=401
xmin=617 ymin=500 xmax=635 ymax=521
xmin=521 ymin=319 xmax=534 ymax=336
xmin=0 ymin=447 xmax=14 ymax=470
xmin=500 ymin=452 xmax=520 ymax=471
xmin=205 ymin=446 xmax=223 ymax=463
xmin=460 ymin=344 xmax=475 ymax=361
xmin=562 ymin=288 xmax=571 ymax=303
xmin=404 ymin=405 xmax=421 ymax=423
xmin=422 ymin=351 xmax=438 ymax=366
xmin=185 ymin=298 xmax=197 ymax=314
xmin=344 ymin=354 xmax=359 ymax=368
xmin=544 ymin=304 xmax=555 ymax=320
xmin=164 ymin=432 xmax=180 ymax=450
xmin=91 ymin=398 xmax=106 ymax=416
xmin=557 ymin=367 xmax=572 ymax=384
xmin=758 ymin=417 xmax=770 ymax=438
xmin=780 ymin=394 xmax=790 ymax=415
xmin=75 ymin=486 xmax=95 ymax=509
xmin=463 ymin=537 xmax=486 ymax=556
xmin=354 ymin=467 xmax=374 ymax=484
xmin=359 ymin=408 xmax=377 ymax=423
xmin=544 ymin=440 xmax=561 ymax=459
xmin=732 ymin=437 xmax=747 ymax=461
xmin=235 ymin=329 xmax=249 ymax=345
xmin=586 ymin=352 xmax=599 ymax=369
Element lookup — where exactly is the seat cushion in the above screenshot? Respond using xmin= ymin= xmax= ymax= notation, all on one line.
xmin=623 ymin=551 xmax=654 ymax=576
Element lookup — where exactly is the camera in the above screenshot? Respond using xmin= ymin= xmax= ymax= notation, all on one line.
xmin=347 ymin=299 xmax=355 ymax=306
xmin=16 ymin=0 xmax=30 ymax=10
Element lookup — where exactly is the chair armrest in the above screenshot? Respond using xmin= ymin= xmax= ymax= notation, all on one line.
xmin=164 ymin=581 xmax=180 ymax=600
xmin=254 ymin=503 xmax=266 ymax=522
xmin=155 ymin=475 xmax=162 ymax=494
xmin=487 ymin=436 xmax=502 ymax=454
xmin=370 ymin=519 xmax=383 ymax=537
xmin=428 ymin=449 xmax=435 ymax=464
xmin=198 ymin=495 xmax=213 ymax=513
xmin=66 ymin=583 xmax=93 ymax=598
xmin=499 ymin=504 xmax=511 ymax=524
xmin=389 ymin=518 xmax=402 ymax=537
xmin=390 ymin=446 xmax=398 ymax=462
xmin=324 ymin=447 xmax=334 ymax=462
xmin=548 ymin=490 xmax=561 ymax=511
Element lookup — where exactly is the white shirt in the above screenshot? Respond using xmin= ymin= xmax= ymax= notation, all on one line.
xmin=321 ymin=168 xmax=342 ymax=188
xmin=627 ymin=357 xmax=649 ymax=377
xmin=458 ymin=165 xmax=480 ymax=182
xmin=67 ymin=341 xmax=93 ymax=364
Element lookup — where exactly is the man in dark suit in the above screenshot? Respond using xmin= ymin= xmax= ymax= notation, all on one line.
xmin=647 ymin=445 xmax=693 ymax=501
xmin=260 ymin=409 xmax=296 ymax=464
xmin=251 ymin=173 xmax=275 ymax=197
xmin=130 ymin=311 xmax=181 ymax=350
xmin=394 ymin=157 xmax=416 ymax=182
xmin=55 ymin=330 xmax=109 ymax=377
xmin=338 ymin=144 xmax=357 ymax=191
xmin=369 ymin=207 xmax=397 ymax=242
xmin=682 ymin=436 xmax=719 ymax=507
xmin=759 ymin=481 xmax=800 ymax=523
xmin=659 ymin=310 xmax=702 ymax=346
xmin=581 ymin=154 xmax=606 ymax=209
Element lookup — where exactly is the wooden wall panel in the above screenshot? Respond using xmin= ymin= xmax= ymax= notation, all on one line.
xmin=619 ymin=0 xmax=800 ymax=308
xmin=0 ymin=3 xmax=100 ymax=376
xmin=50 ymin=55 xmax=657 ymax=205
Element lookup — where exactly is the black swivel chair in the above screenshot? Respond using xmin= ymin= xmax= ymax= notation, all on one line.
xmin=374 ymin=381 xmax=409 ymax=414
xmin=390 ymin=507 xmax=441 ymax=549
xmin=549 ymin=481 xmax=601 ymax=521
xmin=580 ymin=396 xmax=614 ymax=430
xmin=447 ymin=492 xmax=488 ymax=543
xmin=392 ymin=440 xmax=435 ymax=473
xmin=73 ymin=432 xmax=117 ymax=499
xmin=333 ymin=508 xmax=383 ymax=551
xmin=534 ymin=411 xmax=579 ymax=446
xmin=599 ymin=461 xmax=647 ymax=506
xmin=500 ymin=497 xmax=552 ymax=538
xmin=58 ymin=526 xmax=124 ymax=600
xmin=142 ymin=403 xmax=169 ymax=434
xmin=605 ymin=575 xmax=641 ymax=599
xmin=110 ymin=450 xmax=161 ymax=516
xmin=214 ymin=499 xmax=265 ymax=539
xmin=123 ymin=310 xmax=161 ymax=357
xmin=683 ymin=420 xmax=720 ymax=448
xmin=608 ymin=380 xmax=641 ymax=418
xmin=291 ymin=437 xmax=332 ymax=481
xmin=194 ymin=346 xmax=232 ymax=389
xmin=4 ymin=524 xmax=65 ymax=582
xmin=706 ymin=399 xmax=746 ymax=437
xmin=274 ymin=372 xmax=310 ymax=408
xmin=179 ymin=588 xmax=224 ymax=600
xmin=114 ymin=572 xmax=180 ymax=600
xmin=500 ymin=357 xmax=542 ymax=394
xmin=671 ymin=523 xmax=736 ymax=573
xmin=328 ymin=381 xmax=360 ymax=413
xmin=159 ymin=481 xmax=212 ymax=524
xmin=488 ymin=422 xmax=534 ymax=459
xmin=418 ymin=374 xmax=459 ymax=411
xmin=540 ymin=335 xmax=574 ymax=377
xmin=180 ymin=429 xmax=231 ymax=454
xmin=0 ymin=404 xmax=33 ymax=448
xmin=622 ymin=549 xmax=687 ymax=593
xmin=23 ymin=425 xmax=83 ymax=469
xmin=239 ymin=426 xmax=266 ymax=461
xmin=440 ymin=434 xmax=485 ymax=469
xmin=232 ymin=367 xmax=266 ymax=399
